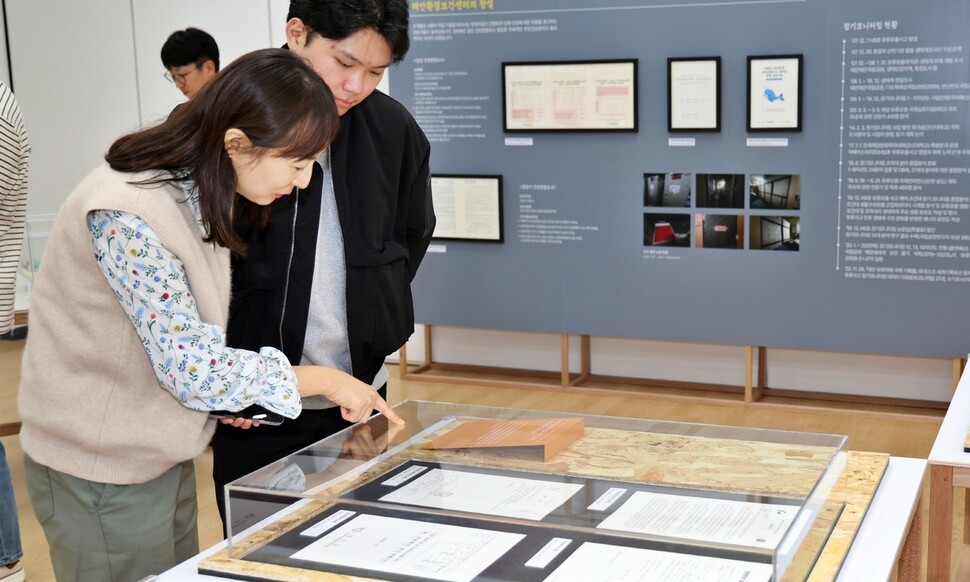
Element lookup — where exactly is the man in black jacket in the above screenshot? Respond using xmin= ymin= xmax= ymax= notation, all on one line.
xmin=211 ymin=0 xmax=434 ymax=531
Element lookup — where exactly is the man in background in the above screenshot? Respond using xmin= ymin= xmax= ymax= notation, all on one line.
xmin=0 ymin=80 xmax=28 ymax=582
xmin=212 ymin=0 xmax=435 ymax=532
xmin=160 ymin=27 xmax=219 ymax=99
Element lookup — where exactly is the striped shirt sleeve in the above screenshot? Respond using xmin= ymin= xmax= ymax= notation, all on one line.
xmin=0 ymin=83 xmax=29 ymax=334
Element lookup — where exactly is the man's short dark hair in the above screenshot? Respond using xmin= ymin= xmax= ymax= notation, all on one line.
xmin=287 ymin=0 xmax=409 ymax=64
xmin=161 ymin=27 xmax=220 ymax=71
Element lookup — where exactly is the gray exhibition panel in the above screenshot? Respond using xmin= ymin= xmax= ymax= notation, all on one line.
xmin=393 ymin=0 xmax=970 ymax=358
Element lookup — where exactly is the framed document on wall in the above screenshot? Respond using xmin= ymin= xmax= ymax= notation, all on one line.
xmin=502 ymin=59 xmax=638 ymax=132
xmin=667 ymin=57 xmax=720 ymax=132
xmin=747 ymin=54 xmax=803 ymax=132
xmin=431 ymin=175 xmax=504 ymax=242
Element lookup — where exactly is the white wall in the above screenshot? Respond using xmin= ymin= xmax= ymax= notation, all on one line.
xmin=4 ymin=0 xmax=955 ymax=404
xmin=7 ymin=0 xmax=142 ymax=217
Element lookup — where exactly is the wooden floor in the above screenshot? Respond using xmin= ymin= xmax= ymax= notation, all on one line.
xmin=0 ymin=337 xmax=962 ymax=580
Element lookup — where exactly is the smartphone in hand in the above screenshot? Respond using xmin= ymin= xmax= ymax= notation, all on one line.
xmin=210 ymin=404 xmax=284 ymax=426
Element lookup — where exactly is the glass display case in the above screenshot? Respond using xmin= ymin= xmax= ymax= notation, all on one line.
xmin=204 ymin=400 xmax=848 ymax=582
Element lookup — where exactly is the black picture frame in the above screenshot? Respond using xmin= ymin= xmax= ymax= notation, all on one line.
xmin=747 ymin=54 xmax=803 ymax=132
xmin=667 ymin=56 xmax=721 ymax=132
xmin=502 ymin=59 xmax=638 ymax=133
xmin=430 ymin=174 xmax=504 ymax=243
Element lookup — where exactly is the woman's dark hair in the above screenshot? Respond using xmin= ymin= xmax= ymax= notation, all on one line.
xmin=288 ymin=0 xmax=410 ymax=63
xmin=106 ymin=48 xmax=339 ymax=255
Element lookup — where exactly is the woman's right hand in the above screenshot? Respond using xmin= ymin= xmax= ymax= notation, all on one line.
xmin=293 ymin=366 xmax=405 ymax=426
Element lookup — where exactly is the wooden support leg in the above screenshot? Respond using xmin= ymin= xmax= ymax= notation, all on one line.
xmin=580 ymin=335 xmax=591 ymax=379
xmin=896 ymin=489 xmax=922 ymax=582
xmin=756 ymin=346 xmax=767 ymax=401
xmin=561 ymin=335 xmax=592 ymax=388
xmin=744 ymin=346 xmax=766 ymax=403
xmin=955 ymin=358 xmax=966 ymax=393
xmin=560 ymin=334 xmax=569 ymax=388
xmin=928 ymin=463 xmax=954 ymax=582
xmin=406 ymin=324 xmax=433 ymax=375
xmin=744 ymin=346 xmax=753 ymax=404
xmin=965 ymin=487 xmax=970 ymax=545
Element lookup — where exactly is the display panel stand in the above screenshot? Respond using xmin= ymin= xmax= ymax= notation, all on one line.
xmin=399 ymin=325 xmax=956 ymax=411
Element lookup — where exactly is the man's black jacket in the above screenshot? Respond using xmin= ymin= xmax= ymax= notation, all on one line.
xmin=227 ymin=90 xmax=435 ymax=384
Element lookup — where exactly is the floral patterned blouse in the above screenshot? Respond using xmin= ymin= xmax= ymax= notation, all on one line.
xmin=85 ymin=178 xmax=301 ymax=418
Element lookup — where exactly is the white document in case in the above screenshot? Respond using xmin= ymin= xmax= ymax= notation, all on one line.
xmin=543 ymin=542 xmax=772 ymax=582
xmin=291 ymin=513 xmax=525 ymax=582
xmin=379 ymin=468 xmax=584 ymax=521
xmin=597 ymin=490 xmax=797 ymax=549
